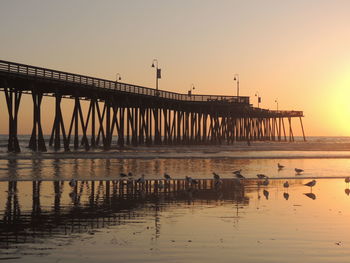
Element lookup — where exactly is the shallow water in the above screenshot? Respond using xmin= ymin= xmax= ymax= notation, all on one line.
xmin=2 ymin=137 xmax=350 ymax=262
xmin=1 ymin=157 xmax=350 ymax=181
xmin=1 ymin=178 xmax=350 ymax=262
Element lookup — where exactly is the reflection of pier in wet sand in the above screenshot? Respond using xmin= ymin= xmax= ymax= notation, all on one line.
xmin=0 ymin=179 xmax=250 ymax=249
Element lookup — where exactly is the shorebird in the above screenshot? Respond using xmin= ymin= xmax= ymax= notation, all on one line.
xmin=120 ymin=173 xmax=127 ymax=177
xmin=213 ymin=172 xmax=220 ymax=180
xmin=304 ymin=180 xmax=316 ymax=190
xmin=295 ymin=168 xmax=304 ymax=174
xmin=283 ymin=181 xmax=289 ymax=188
xmin=345 ymin=177 xmax=350 ymax=184
xmin=257 ymin=174 xmax=268 ymax=179
xmin=164 ymin=173 xmax=171 ymax=181
xmin=233 ymin=169 xmax=242 ymax=175
xmin=136 ymin=174 xmax=145 ymax=184
xmin=278 ymin=163 xmax=285 ymax=170
xmin=186 ymin=176 xmax=193 ymax=183
xmin=128 ymin=172 xmax=133 ymax=177
xmin=69 ymin=179 xmax=77 ymax=187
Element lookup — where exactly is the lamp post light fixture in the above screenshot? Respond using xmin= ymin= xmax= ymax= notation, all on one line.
xmin=255 ymin=92 xmax=261 ymax=108
xmin=275 ymin=99 xmax=279 ymax=111
xmin=233 ymin=74 xmax=240 ymax=101
xmin=151 ymin=59 xmax=161 ymax=96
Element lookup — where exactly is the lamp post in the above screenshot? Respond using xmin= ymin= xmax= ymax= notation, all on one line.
xmin=233 ymin=74 xmax=240 ymax=101
xmin=188 ymin=84 xmax=195 ymax=97
xmin=115 ymin=73 xmax=121 ymax=88
xmin=255 ymin=92 xmax=261 ymax=108
xmin=151 ymin=59 xmax=161 ymax=96
xmin=275 ymin=99 xmax=279 ymax=111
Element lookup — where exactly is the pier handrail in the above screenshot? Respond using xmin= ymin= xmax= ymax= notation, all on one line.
xmin=0 ymin=60 xmax=250 ymax=104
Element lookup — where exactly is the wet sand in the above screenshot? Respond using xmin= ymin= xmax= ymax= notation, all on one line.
xmin=1 ymin=178 xmax=350 ymax=262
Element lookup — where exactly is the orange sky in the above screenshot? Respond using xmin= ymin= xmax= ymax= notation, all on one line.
xmin=1 ymin=0 xmax=350 ymax=136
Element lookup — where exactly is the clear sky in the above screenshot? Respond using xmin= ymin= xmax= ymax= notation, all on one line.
xmin=1 ymin=0 xmax=350 ymax=136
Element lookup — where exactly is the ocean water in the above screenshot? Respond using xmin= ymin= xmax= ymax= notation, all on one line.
xmin=1 ymin=136 xmax=350 ymax=262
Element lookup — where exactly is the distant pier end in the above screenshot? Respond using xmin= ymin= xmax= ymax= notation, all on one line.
xmin=0 ymin=60 xmax=305 ymax=152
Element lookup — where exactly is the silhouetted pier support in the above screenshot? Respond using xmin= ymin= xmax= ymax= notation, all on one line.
xmin=3 ymin=85 xmax=22 ymax=153
xmin=29 ymin=89 xmax=47 ymax=151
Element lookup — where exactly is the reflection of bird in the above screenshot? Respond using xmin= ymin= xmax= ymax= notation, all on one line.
xmin=214 ymin=179 xmax=223 ymax=189
xmin=283 ymin=192 xmax=289 ymax=200
xmin=120 ymin=173 xmax=127 ymax=177
xmin=164 ymin=173 xmax=171 ymax=181
xmin=136 ymin=174 xmax=145 ymax=184
xmin=304 ymin=193 xmax=316 ymax=200
xmin=263 ymin=189 xmax=269 ymax=200
xmin=233 ymin=169 xmax=242 ymax=175
xmin=304 ymin=180 xmax=316 ymax=188
xmin=257 ymin=174 xmax=268 ymax=179
xmin=234 ymin=173 xmax=245 ymax=179
xmin=295 ymin=168 xmax=304 ymax=174
xmin=345 ymin=188 xmax=350 ymax=196
xmin=158 ymin=180 xmax=164 ymax=189
xmin=278 ymin=163 xmax=285 ymax=170
xmin=186 ymin=176 xmax=199 ymax=185
xmin=213 ymin=172 xmax=220 ymax=180
xmin=69 ymin=179 xmax=77 ymax=187
xmin=186 ymin=176 xmax=192 ymax=183
xmin=262 ymin=179 xmax=269 ymax=186
xmin=283 ymin=181 xmax=289 ymax=188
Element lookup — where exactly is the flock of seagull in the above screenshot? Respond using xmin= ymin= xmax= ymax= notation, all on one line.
xmin=228 ymin=163 xmax=317 ymax=190
xmin=67 ymin=162 xmax=350 ymax=194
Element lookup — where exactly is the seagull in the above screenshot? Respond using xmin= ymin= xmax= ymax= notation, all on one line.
xmin=295 ymin=168 xmax=304 ymax=174
xmin=278 ymin=163 xmax=285 ymax=170
xmin=345 ymin=177 xmax=350 ymax=184
xmin=233 ymin=169 xmax=242 ymax=175
xmin=186 ymin=176 xmax=193 ymax=183
xmin=213 ymin=172 xmax=220 ymax=181
xmin=69 ymin=179 xmax=77 ymax=187
xmin=120 ymin=173 xmax=127 ymax=177
xmin=283 ymin=181 xmax=289 ymax=188
xmin=164 ymin=173 xmax=171 ymax=181
xmin=136 ymin=174 xmax=145 ymax=184
xmin=304 ymin=180 xmax=316 ymax=189
xmin=257 ymin=174 xmax=268 ymax=179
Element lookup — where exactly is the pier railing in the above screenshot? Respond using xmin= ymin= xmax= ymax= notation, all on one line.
xmin=0 ymin=60 xmax=250 ymax=104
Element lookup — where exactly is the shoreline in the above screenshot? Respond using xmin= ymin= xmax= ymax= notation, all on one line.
xmin=0 ymin=142 xmax=350 ymax=160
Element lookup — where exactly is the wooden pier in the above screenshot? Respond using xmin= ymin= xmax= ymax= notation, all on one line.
xmin=0 ymin=60 xmax=305 ymax=152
